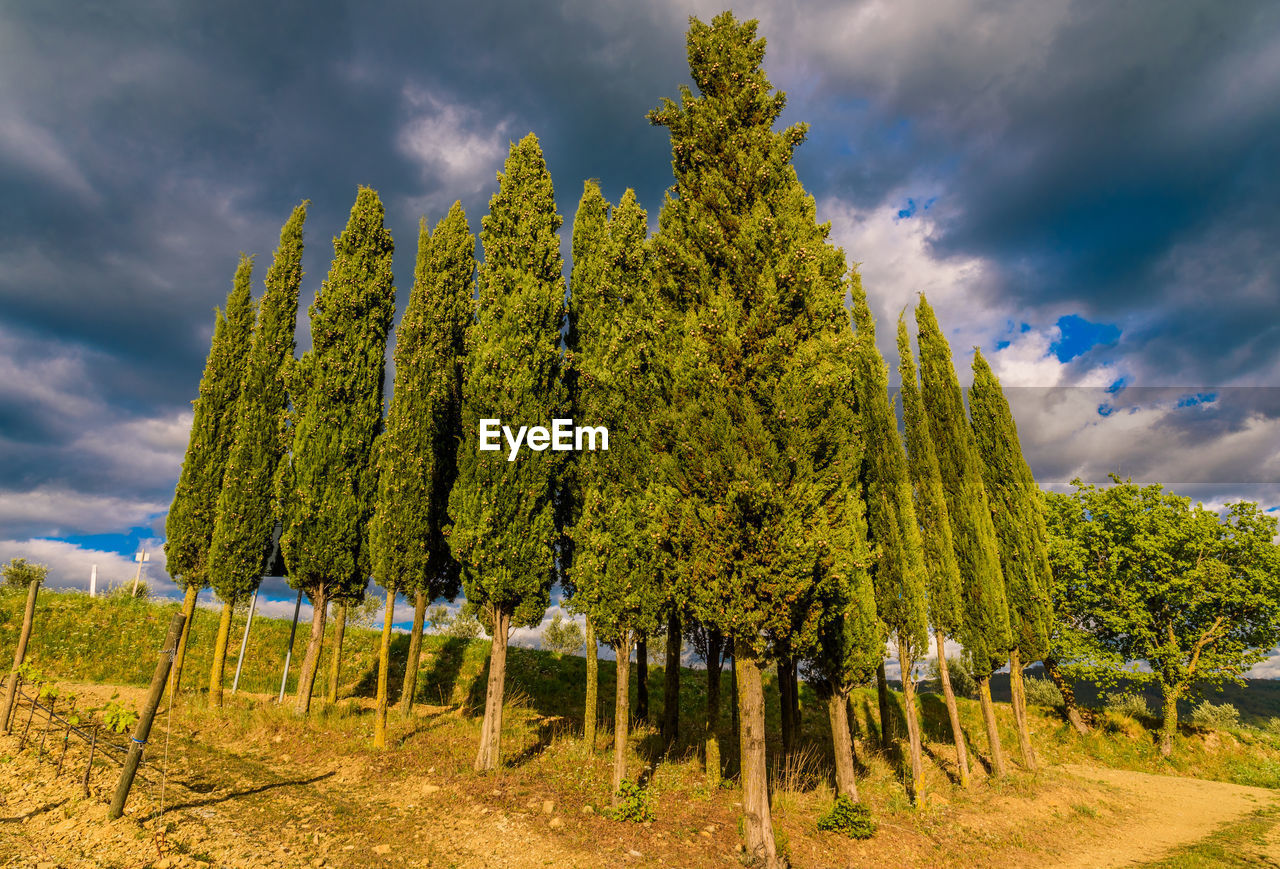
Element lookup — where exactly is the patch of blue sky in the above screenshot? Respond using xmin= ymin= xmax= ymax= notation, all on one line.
xmin=1176 ymin=392 xmax=1218 ymax=408
xmin=896 ymin=195 xmax=937 ymax=220
xmin=1107 ymin=377 xmax=1127 ymax=394
xmin=1050 ymin=314 xmax=1121 ymax=363
xmin=1097 ymin=403 xmax=1115 ymax=417
xmin=45 ymin=527 xmax=154 ymax=555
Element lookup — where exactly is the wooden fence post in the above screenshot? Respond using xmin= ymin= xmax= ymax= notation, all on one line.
xmin=108 ymin=611 xmax=185 ymax=820
xmin=1 ymin=577 xmax=41 ymax=732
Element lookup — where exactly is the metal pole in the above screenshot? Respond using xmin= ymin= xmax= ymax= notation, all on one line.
xmin=2 ymin=578 xmax=40 ymax=732
xmin=278 ymin=588 xmax=304 ymax=704
xmin=90 ymin=564 xmax=97 ymax=598
xmin=231 ymin=584 xmax=260 ymax=694
xmin=108 ymin=611 xmax=185 ymax=820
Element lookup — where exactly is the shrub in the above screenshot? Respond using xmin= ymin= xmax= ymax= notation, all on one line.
xmin=543 ymin=612 xmax=585 ymax=655
xmin=817 ymin=794 xmax=876 ymax=839
xmin=1190 ymin=701 xmax=1240 ymax=729
xmin=1023 ymin=676 xmax=1064 ymax=708
xmin=1102 ymin=691 xmax=1149 ymax=719
xmin=2 ymin=557 xmax=48 ymax=590
xmin=607 ymin=781 xmax=655 ymax=823
xmin=925 ymin=656 xmax=976 ymax=698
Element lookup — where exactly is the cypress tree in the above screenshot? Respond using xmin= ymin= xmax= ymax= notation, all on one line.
xmin=206 ymin=203 xmax=308 ymax=708
xmin=850 ymin=276 xmax=930 ymax=803
xmin=564 ymin=180 xmax=610 ymax=751
xmin=278 ymin=187 xmax=396 ymax=716
xmin=897 ymin=314 xmax=972 ymax=786
xmin=164 ymin=254 xmax=255 ymax=697
xmin=648 ymin=14 xmax=863 ymax=862
xmin=448 ymin=134 xmax=567 ymax=771
xmin=565 ymin=185 xmax=667 ymax=801
xmin=370 ymin=204 xmax=472 ymax=746
xmin=915 ymin=294 xmax=1013 ymax=776
xmin=970 ymin=348 xmax=1054 ymax=770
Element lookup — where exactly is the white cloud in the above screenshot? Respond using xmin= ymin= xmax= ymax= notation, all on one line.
xmin=396 ymin=86 xmax=511 ymax=216
xmin=0 ymin=536 xmax=167 ymax=595
xmin=0 ymin=490 xmax=167 ymax=539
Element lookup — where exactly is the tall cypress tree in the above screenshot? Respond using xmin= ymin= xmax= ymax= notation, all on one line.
xmin=206 ymin=203 xmax=308 ymax=708
xmin=564 ymin=180 xmax=610 ymax=752
xmin=970 ymin=348 xmax=1054 ymax=770
xmin=649 ymin=14 xmax=862 ymax=862
xmin=164 ymin=254 xmax=255 ymax=697
xmin=448 ymin=134 xmax=567 ymax=771
xmin=897 ymin=314 xmax=972 ymax=786
xmin=370 ymin=204 xmax=472 ymax=746
xmin=278 ymin=187 xmax=396 ymax=716
xmin=566 ymin=186 xmax=667 ymax=801
xmin=850 ymin=276 xmax=930 ymax=803
xmin=915 ymin=294 xmax=1013 ymax=776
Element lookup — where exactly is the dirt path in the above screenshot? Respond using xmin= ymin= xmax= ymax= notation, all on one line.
xmin=1054 ymin=764 xmax=1280 ymax=867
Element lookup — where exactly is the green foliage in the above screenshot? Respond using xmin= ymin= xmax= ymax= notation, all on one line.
xmin=969 ymin=349 xmax=1053 ymax=662
xmin=1022 ymin=676 xmax=1065 ymax=708
xmin=850 ymin=277 xmax=928 ymax=662
xmin=1045 ymin=478 xmax=1280 ymax=726
xmin=371 ymin=203 xmax=472 ymax=603
xmin=913 ymin=295 xmax=1011 ymax=676
xmin=542 ymin=612 xmax=584 ymax=655
xmin=816 ymin=794 xmax=876 ymax=839
xmin=1191 ymin=701 xmax=1241 ymax=729
xmin=2 ymin=557 xmax=47 ymax=590
xmin=1103 ymin=691 xmax=1150 ymax=719
xmin=208 ymin=202 xmax=308 ymax=606
xmin=925 ymin=656 xmax=977 ymax=699
xmin=607 ymin=780 xmax=656 ymax=823
xmin=448 ymin=134 xmax=566 ymax=630
xmin=564 ymin=182 xmax=666 ymax=653
xmin=426 ymin=604 xmax=483 ymax=640
xmin=166 ymin=254 xmax=255 ymax=592
xmin=897 ymin=316 xmax=964 ymax=639
xmin=97 ymin=695 xmax=138 ymax=735
xmin=279 ymin=187 xmax=397 ymax=607
xmin=649 ymin=12 xmax=872 ymax=671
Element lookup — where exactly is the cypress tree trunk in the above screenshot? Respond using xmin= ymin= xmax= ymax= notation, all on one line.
xmin=399 ymin=591 xmax=427 ymax=715
xmin=475 ymin=606 xmax=511 ymax=771
xmin=828 ymin=689 xmax=859 ymax=802
xmin=736 ymin=645 xmax=779 ymax=868
xmin=729 ymin=653 xmax=739 ymax=771
xmin=790 ymin=659 xmax=802 ymax=739
xmin=976 ymin=675 xmax=1007 ymax=777
xmin=293 ymin=589 xmax=328 ymax=715
xmin=778 ymin=657 xmax=795 ymax=759
xmin=1160 ymin=687 xmax=1180 ymax=757
xmin=1008 ymin=648 xmax=1037 ymax=770
xmin=1045 ymin=657 xmax=1090 ymax=735
xmin=662 ymin=612 xmax=680 ymax=749
xmin=374 ymin=587 xmax=396 ymax=748
xmin=876 ymin=661 xmax=894 ymax=750
xmin=636 ymin=635 xmax=649 ymax=723
xmin=326 ymin=603 xmax=348 ymax=703
xmin=208 ymin=601 xmax=234 ymax=708
xmin=612 ymin=632 xmax=633 ymax=804
xmin=169 ymin=585 xmax=200 ymax=698
xmin=705 ymin=628 xmax=722 ymax=786
xmin=898 ymin=637 xmax=925 ymax=804
xmin=936 ymin=630 xmax=971 ymax=787
xmin=584 ymin=619 xmax=598 ymax=750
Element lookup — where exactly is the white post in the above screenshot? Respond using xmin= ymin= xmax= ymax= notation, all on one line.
xmin=130 ymin=550 xmax=150 ymax=598
xmin=89 ymin=564 xmax=97 ymax=598
xmin=231 ymin=584 xmax=261 ymax=694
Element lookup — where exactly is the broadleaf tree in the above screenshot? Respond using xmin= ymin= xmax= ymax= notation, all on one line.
xmin=369 ymin=205 xmax=472 ymax=746
xmin=278 ymin=186 xmax=397 ymax=715
xmin=448 ymin=134 xmax=568 ymax=771
xmin=164 ymin=254 xmax=255 ymax=697
xmin=207 ymin=203 xmax=308 ymax=708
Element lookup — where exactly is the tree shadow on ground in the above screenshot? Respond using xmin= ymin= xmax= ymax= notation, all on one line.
xmin=155 ymin=771 xmax=335 ymax=816
xmin=349 ymin=634 xmax=412 ymax=700
xmin=416 ymin=638 xmax=476 ymax=710
xmin=1 ymin=798 xmax=66 ymax=823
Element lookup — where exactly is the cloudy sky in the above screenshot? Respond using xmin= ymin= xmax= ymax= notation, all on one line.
xmin=1 ymin=1 xmax=1278 ymax=666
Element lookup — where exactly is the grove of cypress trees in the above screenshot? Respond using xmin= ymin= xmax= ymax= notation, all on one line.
xmin=448 ymin=134 xmax=567 ymax=771
xmin=206 ymin=203 xmax=308 ymax=708
xmin=915 ymin=294 xmax=1013 ymax=777
xmin=970 ymin=348 xmax=1054 ymax=770
xmin=850 ymin=276 xmax=930 ymax=803
xmin=897 ymin=314 xmax=972 ymax=786
xmin=164 ymin=253 xmax=255 ymax=697
xmin=370 ymin=205 xmax=472 ymax=745
xmin=278 ymin=186 xmax=397 ymax=716
xmin=649 ymin=14 xmax=862 ymax=862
